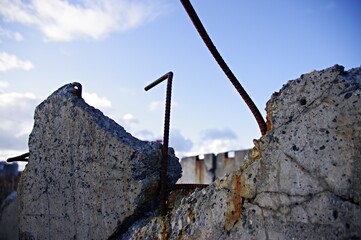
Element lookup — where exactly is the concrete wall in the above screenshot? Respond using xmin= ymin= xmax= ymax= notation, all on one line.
xmin=177 ymin=149 xmax=250 ymax=184
xmin=215 ymin=150 xmax=249 ymax=179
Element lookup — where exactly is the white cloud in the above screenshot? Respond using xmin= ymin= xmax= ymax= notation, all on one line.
xmin=0 ymin=90 xmax=40 ymax=152
xmin=0 ymin=81 xmax=9 ymax=91
xmin=173 ymin=138 xmax=242 ymax=159
xmin=0 ymin=27 xmax=23 ymax=42
xmin=187 ymin=127 xmax=242 ymax=156
xmin=120 ymin=113 xmax=139 ymax=128
xmin=0 ymin=0 xmax=165 ymax=42
xmin=198 ymin=139 xmax=240 ymax=155
xmin=82 ymin=92 xmax=112 ymax=109
xmin=0 ymin=91 xmax=37 ymax=108
xmin=134 ymin=128 xmax=194 ymax=157
xmin=0 ymin=51 xmax=34 ymax=72
xmin=149 ymin=100 xmax=163 ymax=111
xmin=131 ymin=127 xmax=241 ymax=158
xmin=134 ymin=129 xmax=157 ymax=141
xmin=149 ymin=100 xmax=178 ymax=112
xmin=200 ymin=127 xmax=238 ymax=140
xmin=170 ymin=129 xmax=193 ymax=157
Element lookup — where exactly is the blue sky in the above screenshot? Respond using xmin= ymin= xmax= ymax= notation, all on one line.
xmin=0 ymin=0 xmax=360 ymax=164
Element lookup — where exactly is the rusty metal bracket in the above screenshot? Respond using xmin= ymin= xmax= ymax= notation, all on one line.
xmin=145 ymin=71 xmax=174 ymax=216
xmin=180 ymin=0 xmax=267 ymax=135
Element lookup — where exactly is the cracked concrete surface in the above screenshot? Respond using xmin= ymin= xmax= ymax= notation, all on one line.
xmin=121 ymin=65 xmax=361 ymax=239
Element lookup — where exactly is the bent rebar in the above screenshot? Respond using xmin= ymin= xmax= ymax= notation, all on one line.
xmin=145 ymin=72 xmax=174 ymax=216
xmin=180 ymin=0 xmax=267 ymax=135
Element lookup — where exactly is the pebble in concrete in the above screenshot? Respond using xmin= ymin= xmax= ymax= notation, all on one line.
xmin=18 ymin=83 xmax=182 ymax=239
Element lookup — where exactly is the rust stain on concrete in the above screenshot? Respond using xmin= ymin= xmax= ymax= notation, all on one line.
xmin=195 ymin=158 xmax=205 ymax=184
xmin=266 ymin=102 xmax=274 ymax=132
xmin=224 ymin=155 xmax=235 ymax=169
xmin=225 ymin=174 xmax=244 ymax=231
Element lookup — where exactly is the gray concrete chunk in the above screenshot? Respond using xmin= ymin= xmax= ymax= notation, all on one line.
xmin=18 ymin=83 xmax=181 ymax=239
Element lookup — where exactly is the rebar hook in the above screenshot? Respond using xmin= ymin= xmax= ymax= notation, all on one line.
xmin=145 ymin=71 xmax=174 ymax=216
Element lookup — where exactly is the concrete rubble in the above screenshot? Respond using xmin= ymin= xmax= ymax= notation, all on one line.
xmin=6 ymin=64 xmax=360 ymax=239
xmin=119 ymin=65 xmax=361 ymax=239
xmin=17 ymin=83 xmax=182 ymax=239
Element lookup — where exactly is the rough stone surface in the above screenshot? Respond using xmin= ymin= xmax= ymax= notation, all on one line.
xmin=122 ymin=65 xmax=361 ymax=239
xmin=0 ymin=192 xmax=18 ymax=240
xmin=18 ymin=83 xmax=182 ymax=239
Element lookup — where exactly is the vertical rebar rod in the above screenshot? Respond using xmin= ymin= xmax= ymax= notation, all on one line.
xmin=145 ymin=71 xmax=174 ymax=216
xmin=180 ymin=0 xmax=267 ymax=135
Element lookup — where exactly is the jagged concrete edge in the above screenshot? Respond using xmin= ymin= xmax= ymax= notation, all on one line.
xmin=29 ymin=83 xmax=182 ymax=238
xmin=115 ymin=64 xmax=361 ymax=239
xmin=34 ymin=83 xmax=143 ymax=150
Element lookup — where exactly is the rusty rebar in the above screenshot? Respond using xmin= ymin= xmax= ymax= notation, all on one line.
xmin=145 ymin=71 xmax=174 ymax=216
xmin=72 ymin=82 xmax=82 ymax=98
xmin=180 ymin=0 xmax=267 ymax=135
xmin=7 ymin=152 xmax=29 ymax=162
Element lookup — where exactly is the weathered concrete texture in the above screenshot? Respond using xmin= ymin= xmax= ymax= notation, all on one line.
xmin=123 ymin=65 xmax=361 ymax=239
xmin=18 ymin=83 xmax=181 ymax=239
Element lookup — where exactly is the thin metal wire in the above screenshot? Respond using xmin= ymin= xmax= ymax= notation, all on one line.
xmin=180 ymin=0 xmax=267 ymax=135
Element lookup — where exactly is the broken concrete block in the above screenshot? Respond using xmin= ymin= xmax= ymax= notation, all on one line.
xmin=121 ymin=65 xmax=361 ymax=239
xmin=263 ymin=64 xmax=361 ymax=202
xmin=18 ymin=83 xmax=181 ymax=239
